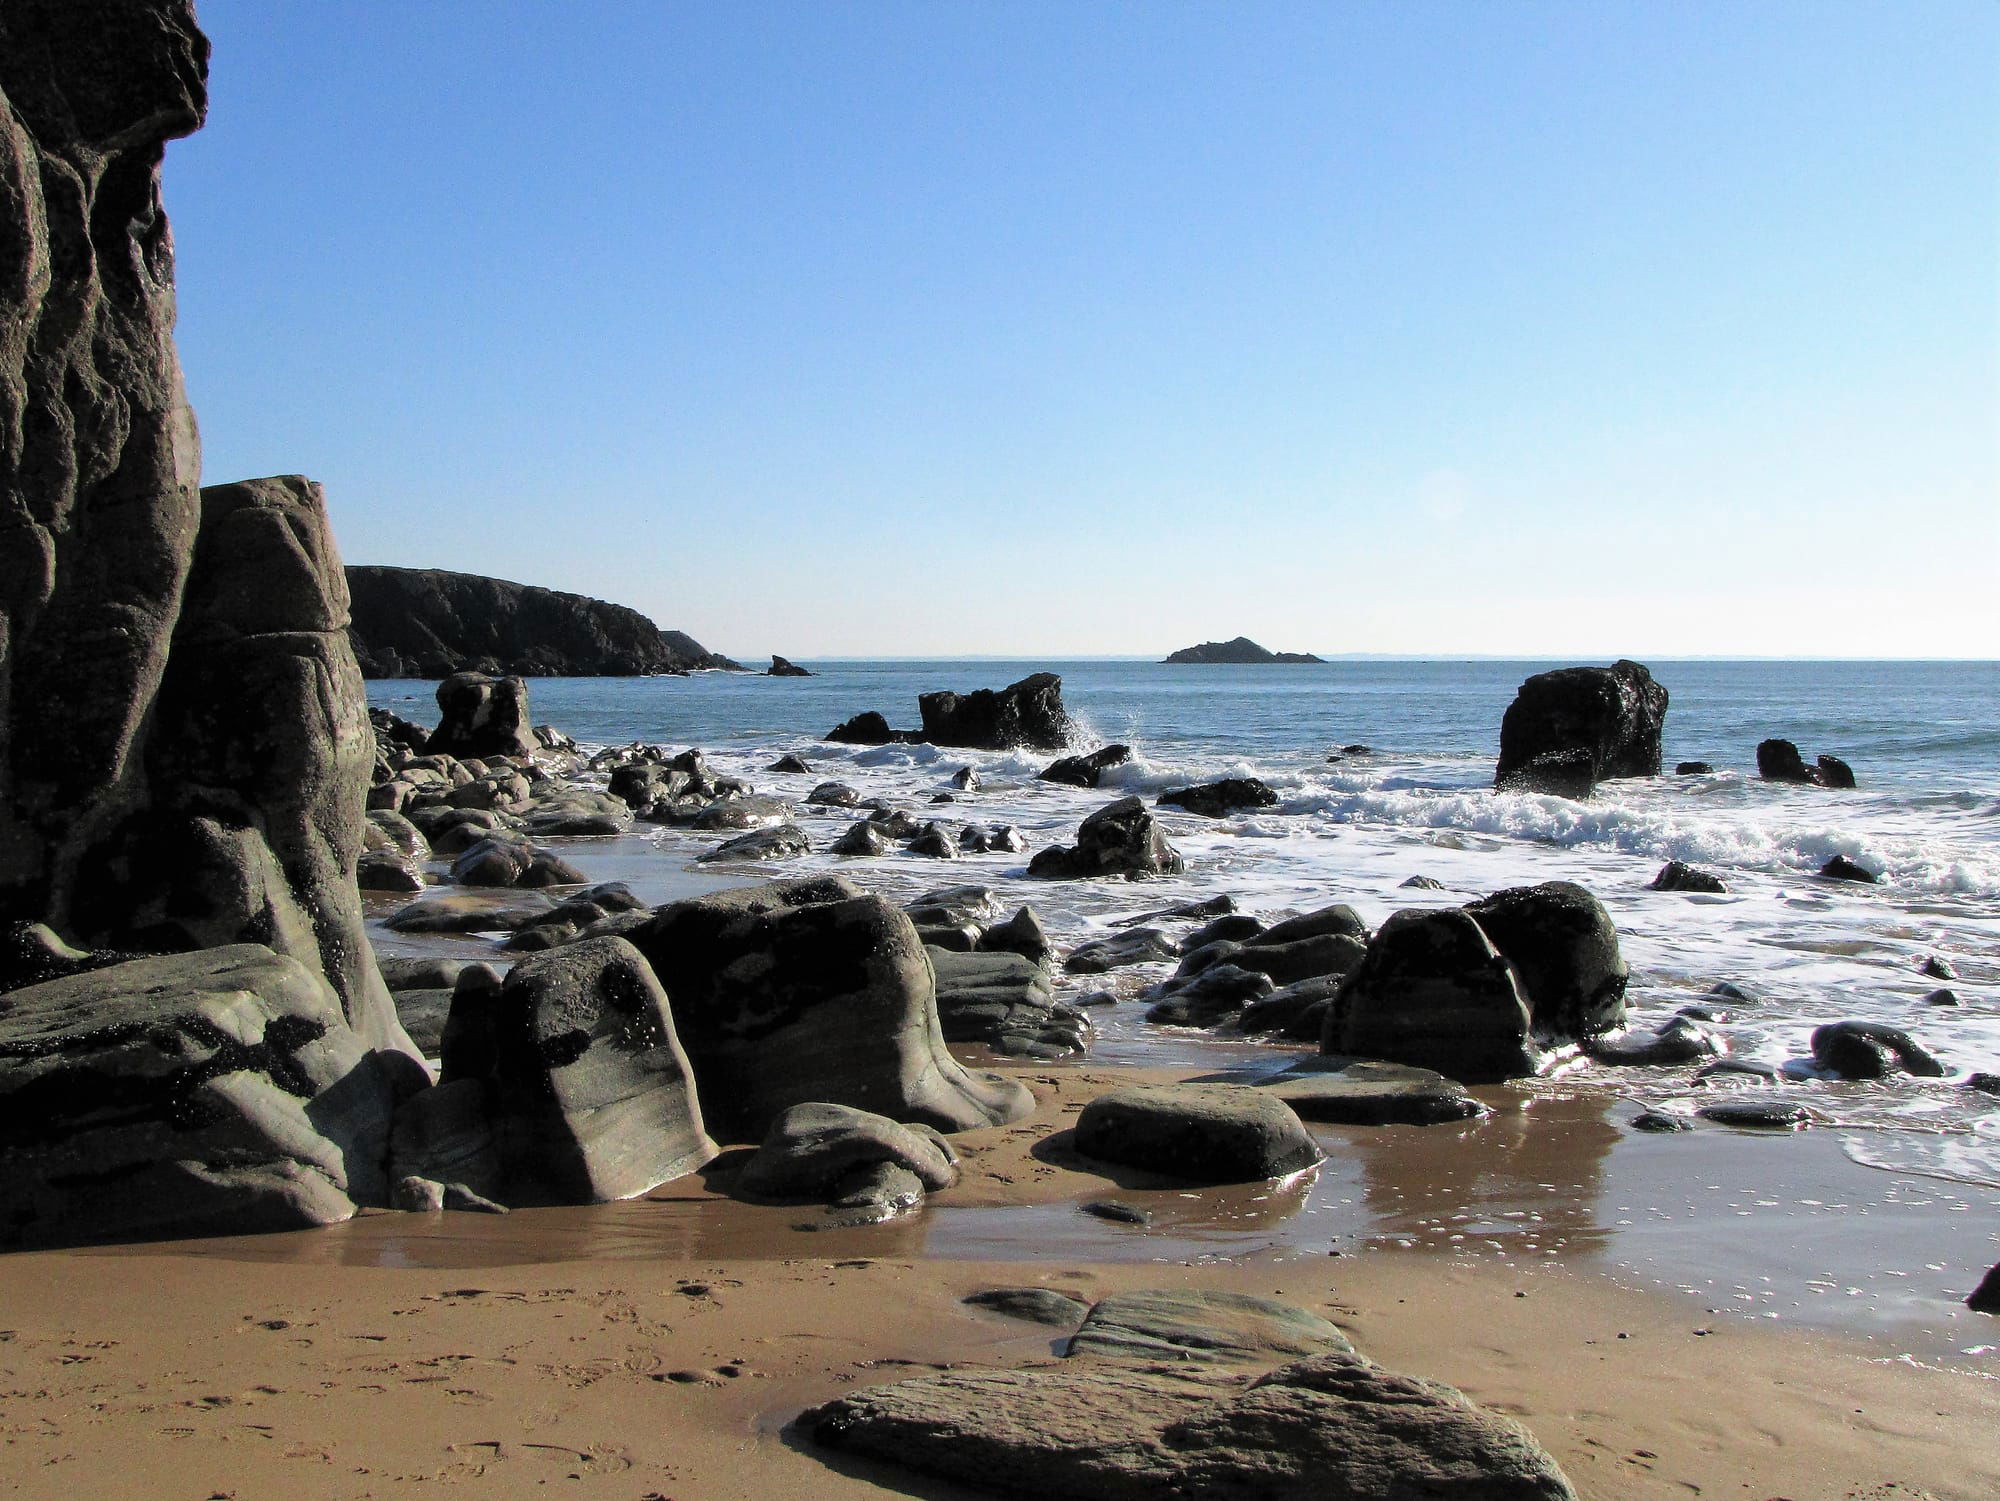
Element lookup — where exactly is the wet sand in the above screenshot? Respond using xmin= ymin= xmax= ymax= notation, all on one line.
xmin=5 ymin=1066 xmax=1996 ymax=1499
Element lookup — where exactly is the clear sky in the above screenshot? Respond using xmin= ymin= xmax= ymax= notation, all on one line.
xmin=168 ymin=1 xmax=1997 ymax=659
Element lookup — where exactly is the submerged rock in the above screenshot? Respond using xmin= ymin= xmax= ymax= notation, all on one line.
xmin=1156 ymin=778 xmax=1279 ymax=818
xmin=1810 ymin=1021 xmax=1945 ymax=1079
xmin=1818 ymin=854 xmax=1878 ymax=884
xmin=1038 ymin=744 xmax=1132 ymax=788
xmin=1247 ymin=1057 xmax=1487 ymax=1126
xmin=1650 ymin=860 xmax=1728 ymax=894
xmin=1068 ymin=1289 xmax=1352 ymax=1364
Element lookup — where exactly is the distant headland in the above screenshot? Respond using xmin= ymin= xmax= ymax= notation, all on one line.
xmin=345 ymin=565 xmax=739 ymax=677
xmin=1162 ymin=636 xmax=1325 ymax=664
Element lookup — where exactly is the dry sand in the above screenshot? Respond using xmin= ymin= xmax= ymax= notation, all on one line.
xmin=2 ymin=1067 xmax=1994 ymax=1500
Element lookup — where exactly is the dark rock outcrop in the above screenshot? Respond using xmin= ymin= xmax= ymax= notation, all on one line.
xmin=1248 ymin=1057 xmax=1487 ymax=1126
xmin=1156 ymin=778 xmax=1279 ymax=818
xmin=625 ymin=880 xmax=1032 ymax=1137
xmin=1819 ymin=854 xmax=1878 ymax=884
xmin=344 ymin=565 xmax=737 ymax=678
xmin=1462 ymin=881 xmax=1628 ymax=1043
xmin=919 ymin=673 xmax=1074 ymax=750
xmin=1810 ymin=1021 xmax=1944 ymax=1080
xmin=1757 ymin=739 xmax=1857 ymax=788
xmin=1162 ymin=637 xmax=1324 ymax=664
xmin=424 ymin=671 xmax=536 ymax=760
xmin=1650 ymin=860 xmax=1727 ymax=893
xmin=1038 ymin=745 xmax=1132 ymax=788
xmin=766 ymin=655 xmax=813 ymax=677
xmin=1494 ymin=660 xmax=1667 ymax=794
xmin=1029 ymin=798 xmax=1186 ymax=880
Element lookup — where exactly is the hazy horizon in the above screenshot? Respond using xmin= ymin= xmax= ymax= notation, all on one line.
xmin=170 ymin=2 xmax=1998 ymax=660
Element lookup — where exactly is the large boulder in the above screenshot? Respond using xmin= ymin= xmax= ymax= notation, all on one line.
xmin=1494 ymin=660 xmax=1667 ymax=793
xmin=1029 ymin=798 xmax=1186 ymax=880
xmin=472 ymin=936 xmax=716 ymax=1203
xmin=1463 ymin=881 xmax=1628 ymax=1042
xmin=425 ymin=671 xmax=536 ymax=760
xmin=626 ymin=880 xmax=1033 ymax=1137
xmin=345 ymin=564 xmax=736 ymax=677
xmin=1326 ymin=908 xmax=1544 ymax=1083
xmin=0 ymin=946 xmax=402 ymax=1247
xmin=919 ymin=673 xmax=1074 ymax=751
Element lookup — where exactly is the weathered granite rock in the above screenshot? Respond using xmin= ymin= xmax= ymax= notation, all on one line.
xmin=1038 ymin=745 xmax=1132 ymax=789
xmin=1327 ymin=908 xmax=1543 ymax=1083
xmin=1156 ymin=778 xmax=1279 ymax=818
xmin=930 ymin=948 xmax=1086 ymax=1058
xmin=737 ymin=1101 xmax=958 ymax=1200
xmin=808 ymin=1349 xmax=1576 ymax=1500
xmin=1650 ymin=860 xmax=1727 ymax=893
xmin=767 ymin=655 xmax=813 ymax=677
xmin=0 ymin=946 xmax=402 ymax=1246
xmin=1494 ymin=660 xmax=1667 ymax=793
xmin=1162 ymin=637 xmax=1324 ymax=664
xmin=1029 ymin=798 xmax=1186 ymax=880
xmin=1463 ymin=881 xmax=1627 ymax=1043
xmin=626 ymin=881 xmax=1032 ymax=1136
xmin=1073 ymin=1084 xmax=1320 ymax=1182
xmin=475 ymin=937 xmax=716 ymax=1203
xmin=920 ymin=673 xmax=1074 ymax=750
xmin=424 ymin=672 xmax=536 ymax=760
xmin=345 ymin=564 xmax=735 ymax=677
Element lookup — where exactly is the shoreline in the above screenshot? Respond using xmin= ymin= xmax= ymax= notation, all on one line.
xmin=6 ymin=1060 xmax=1994 ymax=1499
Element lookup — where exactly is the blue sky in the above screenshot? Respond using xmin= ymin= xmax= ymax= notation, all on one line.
xmin=169 ymin=1 xmax=1997 ymax=658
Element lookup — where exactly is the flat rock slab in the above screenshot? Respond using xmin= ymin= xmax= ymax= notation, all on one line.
xmin=964 ymin=1288 xmax=1093 ymax=1328
xmin=1247 ymin=1057 xmax=1488 ymax=1126
xmin=385 ymin=891 xmax=555 ymax=933
xmin=807 ymin=1350 xmax=1576 ymax=1500
xmin=1072 ymin=1083 xmax=1321 ymax=1183
xmin=1067 ymin=1289 xmax=1352 ymax=1364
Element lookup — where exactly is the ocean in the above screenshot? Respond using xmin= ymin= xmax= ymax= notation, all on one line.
xmin=365 ymin=658 xmax=2000 ymax=1353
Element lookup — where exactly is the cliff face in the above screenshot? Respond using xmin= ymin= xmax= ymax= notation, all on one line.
xmin=344 ymin=566 xmax=739 ymax=677
xmin=0 ymin=4 xmax=407 ymax=1053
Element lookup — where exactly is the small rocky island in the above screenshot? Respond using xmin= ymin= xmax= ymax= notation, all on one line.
xmin=1163 ymin=636 xmax=1324 ymax=664
xmin=346 ymin=564 xmax=739 ymax=678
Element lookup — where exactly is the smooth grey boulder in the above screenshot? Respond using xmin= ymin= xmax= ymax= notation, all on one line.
xmin=1029 ymin=797 xmax=1186 ymax=880
xmin=1587 ymin=1016 xmax=1722 ymax=1066
xmin=737 ymin=1101 xmax=958 ymax=1199
xmin=425 ymin=672 xmax=537 ymax=760
xmin=1067 ymin=1289 xmax=1352 ymax=1364
xmin=1038 ymin=745 xmax=1132 ymax=788
xmin=449 ymin=836 xmax=587 ymax=888
xmin=1650 ymin=860 xmax=1727 ymax=893
xmin=1327 ymin=908 xmax=1544 ymax=1084
xmin=1156 ymin=778 xmax=1279 ymax=818
xmin=1072 ymin=1084 xmax=1320 ymax=1182
xmin=690 ymin=795 xmax=792 ymax=831
xmin=964 ymin=1288 xmax=1092 ymax=1327
xmin=959 ymin=823 xmax=1027 ymax=853
xmin=388 ymin=1077 xmax=503 ymax=1201
xmin=906 ymin=822 xmax=961 ymax=859
xmin=806 ymin=781 xmax=862 ymax=807
xmin=626 ymin=881 xmax=1033 ymax=1137
xmin=1247 ymin=1056 xmax=1488 ymax=1126
xmin=830 ymin=821 xmax=891 ymax=857
xmin=1065 ymin=928 xmax=1177 ymax=975
xmin=480 ymin=936 xmax=716 ymax=1203
xmin=1183 ymin=913 xmax=1266 ymax=950
xmin=0 ymin=946 xmax=401 ymax=1246
xmin=1234 ymin=974 xmax=1345 ymax=1040
xmin=1463 ymin=881 xmax=1628 ymax=1043
xmin=808 ymin=1349 xmax=1576 ymax=1501
xmin=1258 ymin=903 xmax=1369 ymax=947
xmin=1233 ymin=931 xmax=1368 ymax=987
xmin=357 ymin=849 xmax=426 ymax=891
xmin=979 ymin=906 xmax=1051 ymax=966
xmin=1811 ymin=1021 xmax=1945 ymax=1079
xmin=1494 ymin=660 xmax=1666 ymax=794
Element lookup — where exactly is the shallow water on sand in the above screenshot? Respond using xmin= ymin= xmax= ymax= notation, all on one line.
xmin=355 ymin=660 xmax=2000 ymax=1364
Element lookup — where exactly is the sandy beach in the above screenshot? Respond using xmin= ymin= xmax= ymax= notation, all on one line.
xmin=4 ymin=1066 xmax=1994 ymax=1501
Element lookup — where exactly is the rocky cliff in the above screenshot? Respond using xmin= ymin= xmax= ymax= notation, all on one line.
xmin=344 ymin=565 xmax=740 ymax=677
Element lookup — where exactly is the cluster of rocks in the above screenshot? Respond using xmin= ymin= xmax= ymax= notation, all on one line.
xmin=1757 ymin=737 xmax=1856 ymax=788
xmin=905 ymin=888 xmax=1085 ymax=1058
xmin=810 ymin=1287 xmax=1577 ymax=1499
xmin=345 ymin=564 xmax=739 ymax=678
xmin=1029 ymin=798 xmax=1186 ymax=879
xmin=828 ymin=673 xmax=1074 ymax=750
